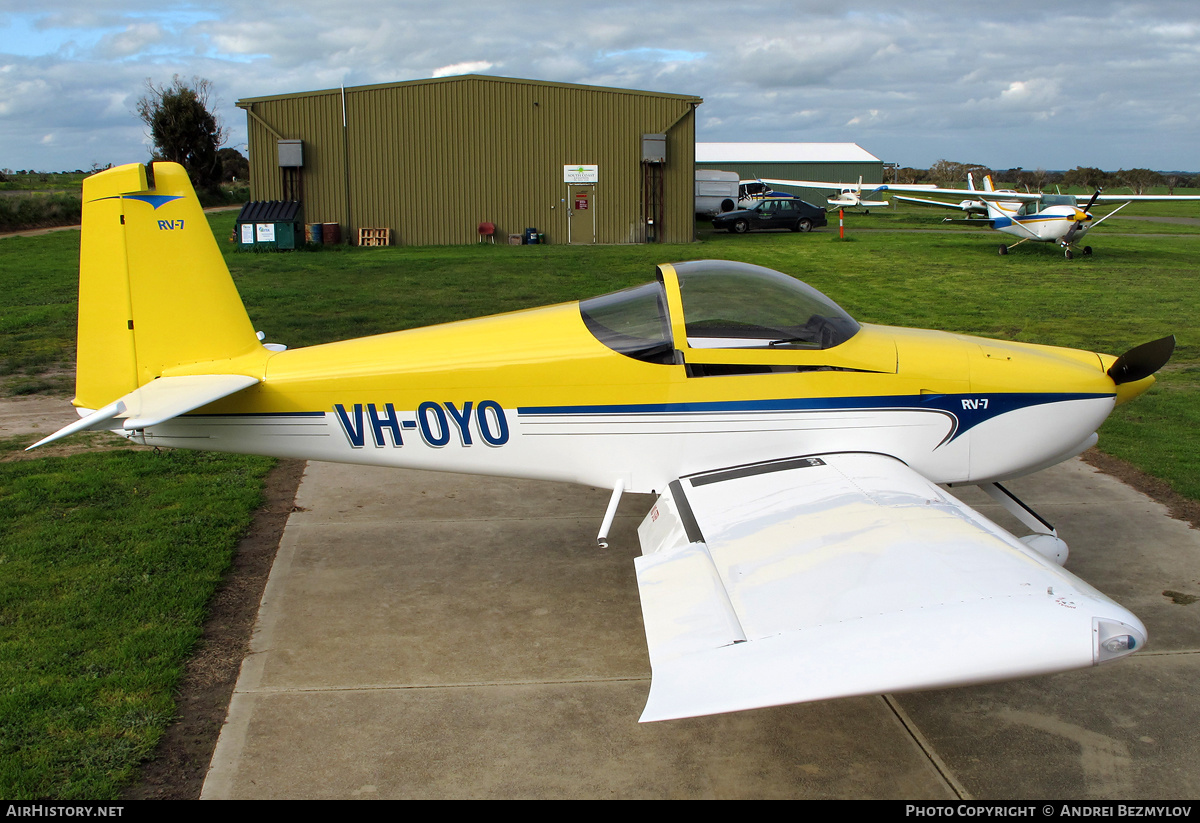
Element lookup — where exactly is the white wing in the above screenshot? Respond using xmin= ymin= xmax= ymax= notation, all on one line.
xmin=634 ymin=452 xmax=1144 ymax=722
xmin=762 ymin=178 xmax=1044 ymax=203
xmin=893 ymin=194 xmax=985 ymax=213
xmin=760 ymin=178 xmax=934 ymax=193
xmin=763 ymin=178 xmax=1200 ymax=206
xmin=1092 ymin=193 xmax=1200 ymax=202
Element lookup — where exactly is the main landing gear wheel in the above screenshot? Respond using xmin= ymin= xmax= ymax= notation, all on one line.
xmin=998 ymin=245 xmax=1008 ymax=255
xmin=1083 ymin=246 xmax=1093 ymax=256
xmin=732 ymin=219 xmax=749 ymax=234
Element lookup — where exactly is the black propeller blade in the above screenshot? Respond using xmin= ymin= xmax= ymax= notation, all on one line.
xmin=1083 ymin=188 xmax=1102 ymax=215
xmin=1108 ymin=335 xmax=1175 ymax=385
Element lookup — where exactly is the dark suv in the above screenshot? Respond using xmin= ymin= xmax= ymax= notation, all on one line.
xmin=712 ymin=197 xmax=828 ymax=234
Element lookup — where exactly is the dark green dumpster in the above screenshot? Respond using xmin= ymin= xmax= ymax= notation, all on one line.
xmin=236 ymin=201 xmax=302 ymax=250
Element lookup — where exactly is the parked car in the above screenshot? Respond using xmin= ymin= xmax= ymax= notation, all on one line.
xmin=712 ymin=198 xmax=828 ymax=234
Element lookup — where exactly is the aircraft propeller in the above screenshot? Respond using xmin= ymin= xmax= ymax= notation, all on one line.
xmin=1107 ymin=335 xmax=1176 ymax=385
xmin=1064 ymin=188 xmax=1104 ymax=244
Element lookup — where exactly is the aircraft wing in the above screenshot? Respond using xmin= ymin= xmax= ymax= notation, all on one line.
xmin=1092 ymin=194 xmax=1200 ymax=203
xmin=761 ymin=179 xmax=1043 ymax=203
xmin=891 ymin=186 xmax=1041 ymax=203
xmin=27 ymin=374 xmax=260 ymax=450
xmin=764 ymin=179 xmax=1200 ymax=206
xmin=762 ymin=178 xmax=935 ymax=193
xmin=633 ymin=452 xmax=1143 ymax=722
xmin=893 ymin=194 xmax=980 ymax=212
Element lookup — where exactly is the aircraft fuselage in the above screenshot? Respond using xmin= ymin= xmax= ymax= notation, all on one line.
xmin=132 ymin=267 xmax=1137 ymax=496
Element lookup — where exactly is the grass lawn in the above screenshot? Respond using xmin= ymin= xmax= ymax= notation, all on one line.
xmin=0 ymin=437 xmax=273 ymax=799
xmin=0 ymin=201 xmax=1197 ymax=797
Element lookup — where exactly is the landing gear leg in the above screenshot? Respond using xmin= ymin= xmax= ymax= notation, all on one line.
xmin=977 ymin=482 xmax=1070 ymax=565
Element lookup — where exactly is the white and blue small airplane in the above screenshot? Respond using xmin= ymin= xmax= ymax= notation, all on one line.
xmin=32 ymin=162 xmax=1175 ymax=721
xmin=766 ymin=174 xmax=1200 ymax=258
xmin=820 ymin=176 xmax=921 ymax=212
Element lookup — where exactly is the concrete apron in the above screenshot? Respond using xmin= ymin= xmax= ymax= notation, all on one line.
xmin=202 ymin=458 xmax=1200 ymax=800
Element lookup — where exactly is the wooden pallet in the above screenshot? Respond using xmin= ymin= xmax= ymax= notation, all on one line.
xmin=358 ymin=227 xmax=392 ymax=247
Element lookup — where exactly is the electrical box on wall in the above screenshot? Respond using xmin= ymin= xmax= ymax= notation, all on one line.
xmin=278 ymin=139 xmax=304 ymax=167
xmin=642 ymin=134 xmax=666 ymax=164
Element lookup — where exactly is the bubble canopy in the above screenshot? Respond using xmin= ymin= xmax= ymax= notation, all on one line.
xmin=579 ymin=261 xmax=860 ymax=363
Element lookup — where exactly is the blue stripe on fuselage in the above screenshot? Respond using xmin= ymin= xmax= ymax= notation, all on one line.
xmin=517 ymin=393 xmax=1112 ymax=442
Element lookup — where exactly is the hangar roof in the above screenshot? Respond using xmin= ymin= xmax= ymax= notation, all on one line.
xmin=238 ymin=74 xmax=704 ymax=106
xmin=696 ymin=143 xmax=880 ymax=163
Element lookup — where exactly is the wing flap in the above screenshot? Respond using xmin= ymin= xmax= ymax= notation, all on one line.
xmin=634 ymin=453 xmax=1145 ymax=722
xmin=27 ymin=374 xmax=259 ymax=450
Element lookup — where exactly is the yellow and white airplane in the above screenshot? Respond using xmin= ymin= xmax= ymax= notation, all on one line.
xmin=766 ymin=174 xmax=1200 ymax=258
xmin=32 ymin=162 xmax=1176 ymax=722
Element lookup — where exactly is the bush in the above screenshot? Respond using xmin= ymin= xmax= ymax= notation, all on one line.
xmin=0 ymin=194 xmax=83 ymax=232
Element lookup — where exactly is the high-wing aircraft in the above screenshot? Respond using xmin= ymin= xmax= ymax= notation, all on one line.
xmin=764 ymin=174 xmax=1200 ymax=258
xmin=33 ymin=162 xmax=1175 ymax=722
xmin=817 ymin=177 xmax=892 ymax=212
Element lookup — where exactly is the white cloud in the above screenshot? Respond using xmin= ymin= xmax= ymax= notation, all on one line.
xmin=997 ymin=79 xmax=1061 ymax=108
xmin=91 ymin=22 xmax=165 ymax=59
xmin=432 ymin=60 xmax=495 ymax=78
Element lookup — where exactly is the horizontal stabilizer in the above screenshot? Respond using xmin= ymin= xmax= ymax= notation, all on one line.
xmin=27 ymin=374 xmax=259 ymax=451
xmin=24 ymin=400 xmax=128 ymax=450
xmin=635 ymin=453 xmax=1144 ymax=721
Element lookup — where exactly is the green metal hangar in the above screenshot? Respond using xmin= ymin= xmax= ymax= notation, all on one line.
xmin=695 ymin=143 xmax=884 ymax=204
xmin=236 ymin=75 xmax=703 ymax=245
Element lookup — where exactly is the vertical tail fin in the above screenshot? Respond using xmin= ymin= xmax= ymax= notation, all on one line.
xmin=75 ymin=162 xmax=261 ymax=410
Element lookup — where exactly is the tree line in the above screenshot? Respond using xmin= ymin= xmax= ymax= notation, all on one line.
xmin=888 ymin=160 xmax=1197 ymax=194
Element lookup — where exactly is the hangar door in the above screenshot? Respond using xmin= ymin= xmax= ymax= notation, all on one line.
xmin=565 ymin=165 xmax=598 ymax=245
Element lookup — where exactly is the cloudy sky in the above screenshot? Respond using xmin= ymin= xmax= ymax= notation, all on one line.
xmin=3 ymin=1 xmax=1199 ymax=173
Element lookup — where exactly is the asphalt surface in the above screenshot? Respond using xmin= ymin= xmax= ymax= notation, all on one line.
xmin=198 ymin=457 xmax=1200 ymax=800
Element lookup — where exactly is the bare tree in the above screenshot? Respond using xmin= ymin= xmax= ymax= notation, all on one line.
xmin=927 ymin=159 xmax=966 ymax=186
xmin=1016 ymin=167 xmax=1049 ymax=192
xmin=1115 ymin=168 xmax=1165 ymax=195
